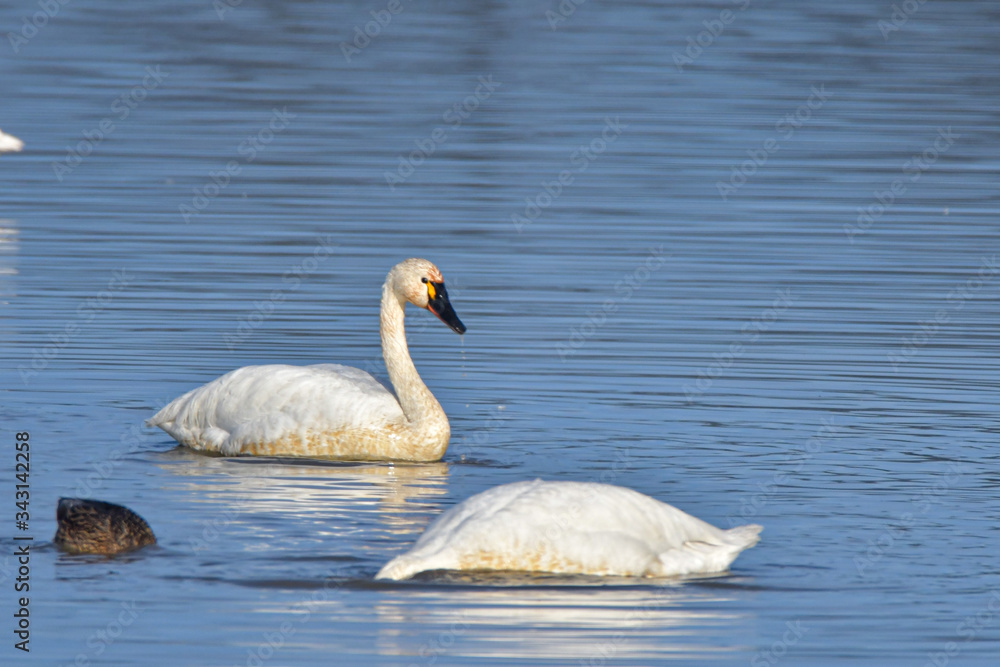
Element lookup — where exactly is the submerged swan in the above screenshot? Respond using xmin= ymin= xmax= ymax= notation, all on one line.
xmin=376 ymin=480 xmax=762 ymax=580
xmin=54 ymin=498 xmax=156 ymax=555
xmin=0 ymin=129 xmax=24 ymax=153
xmin=148 ymin=258 xmax=466 ymax=461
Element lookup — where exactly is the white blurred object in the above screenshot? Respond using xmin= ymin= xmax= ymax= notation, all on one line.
xmin=0 ymin=129 xmax=24 ymax=154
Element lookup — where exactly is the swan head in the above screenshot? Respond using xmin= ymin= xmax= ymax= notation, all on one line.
xmin=389 ymin=258 xmax=466 ymax=334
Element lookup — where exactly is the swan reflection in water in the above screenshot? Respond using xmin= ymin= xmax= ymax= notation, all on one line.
xmin=372 ymin=582 xmax=754 ymax=662
xmin=0 ymin=221 xmax=18 ymax=303
xmin=158 ymin=449 xmax=450 ymax=539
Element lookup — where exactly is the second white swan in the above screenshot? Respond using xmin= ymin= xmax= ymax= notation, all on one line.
xmin=376 ymin=480 xmax=762 ymax=580
xmin=147 ymin=258 xmax=466 ymax=461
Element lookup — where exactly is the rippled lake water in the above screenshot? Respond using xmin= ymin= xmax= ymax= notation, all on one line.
xmin=2 ymin=0 xmax=999 ymax=664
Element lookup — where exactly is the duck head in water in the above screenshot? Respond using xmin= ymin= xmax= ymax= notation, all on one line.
xmin=54 ymin=498 xmax=156 ymax=555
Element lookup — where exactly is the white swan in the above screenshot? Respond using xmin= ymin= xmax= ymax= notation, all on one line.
xmin=147 ymin=258 xmax=466 ymax=461
xmin=376 ymin=480 xmax=762 ymax=580
xmin=0 ymin=129 xmax=24 ymax=154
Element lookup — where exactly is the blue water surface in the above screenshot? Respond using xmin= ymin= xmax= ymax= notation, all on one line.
xmin=1 ymin=0 xmax=999 ymax=664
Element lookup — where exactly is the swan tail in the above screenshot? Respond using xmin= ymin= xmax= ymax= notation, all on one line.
xmin=722 ymin=523 xmax=763 ymax=549
xmin=656 ymin=523 xmax=762 ymax=576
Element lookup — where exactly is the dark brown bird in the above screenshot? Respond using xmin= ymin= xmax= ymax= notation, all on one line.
xmin=54 ymin=498 xmax=156 ymax=555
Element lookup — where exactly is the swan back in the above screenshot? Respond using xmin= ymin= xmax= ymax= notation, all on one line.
xmin=376 ymin=480 xmax=761 ymax=580
xmin=148 ymin=364 xmax=406 ymax=456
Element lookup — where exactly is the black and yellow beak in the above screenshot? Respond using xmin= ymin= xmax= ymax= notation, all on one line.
xmin=426 ymin=280 xmax=466 ymax=334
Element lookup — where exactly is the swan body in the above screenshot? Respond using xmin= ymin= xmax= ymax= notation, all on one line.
xmin=376 ymin=480 xmax=762 ymax=580
xmin=148 ymin=258 xmax=466 ymax=461
xmin=0 ymin=129 xmax=24 ymax=153
xmin=54 ymin=498 xmax=156 ymax=555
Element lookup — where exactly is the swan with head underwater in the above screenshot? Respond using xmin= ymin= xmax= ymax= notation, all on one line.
xmin=147 ymin=258 xmax=466 ymax=461
xmin=377 ymin=479 xmax=762 ymax=580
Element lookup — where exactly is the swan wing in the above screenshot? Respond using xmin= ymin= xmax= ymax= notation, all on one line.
xmin=376 ymin=480 xmax=761 ymax=579
xmin=148 ymin=364 xmax=404 ymax=454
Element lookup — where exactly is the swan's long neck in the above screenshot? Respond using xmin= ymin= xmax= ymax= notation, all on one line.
xmin=380 ymin=282 xmax=450 ymax=454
